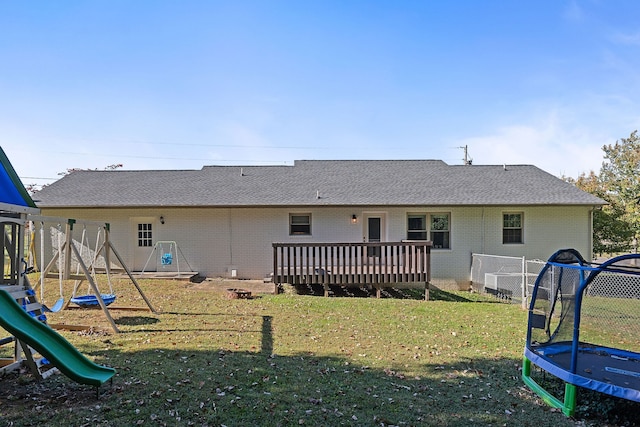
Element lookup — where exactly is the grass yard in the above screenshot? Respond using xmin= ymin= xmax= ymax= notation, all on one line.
xmin=0 ymin=276 xmax=638 ymax=426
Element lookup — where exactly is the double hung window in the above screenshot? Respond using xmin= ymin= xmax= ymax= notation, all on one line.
xmin=407 ymin=213 xmax=450 ymax=249
xmin=430 ymin=214 xmax=450 ymax=249
xmin=290 ymin=214 xmax=311 ymax=235
xmin=503 ymin=213 xmax=523 ymax=244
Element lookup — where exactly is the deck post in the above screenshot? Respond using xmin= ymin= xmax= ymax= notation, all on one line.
xmin=273 ymin=245 xmax=277 ymax=286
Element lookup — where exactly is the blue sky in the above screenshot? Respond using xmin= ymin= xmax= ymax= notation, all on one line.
xmin=2 ymin=1 xmax=640 ymax=188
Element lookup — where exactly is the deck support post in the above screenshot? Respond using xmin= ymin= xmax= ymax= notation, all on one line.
xmin=425 ymin=282 xmax=430 ymax=301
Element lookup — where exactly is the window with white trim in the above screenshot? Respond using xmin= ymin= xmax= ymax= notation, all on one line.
xmin=289 ymin=214 xmax=311 ymax=235
xmin=407 ymin=215 xmax=427 ymax=240
xmin=137 ymin=223 xmax=153 ymax=247
xmin=430 ymin=213 xmax=450 ymax=249
xmin=407 ymin=213 xmax=450 ymax=249
xmin=503 ymin=212 xmax=523 ymax=244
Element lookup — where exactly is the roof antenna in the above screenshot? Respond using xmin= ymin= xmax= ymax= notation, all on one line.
xmin=459 ymin=145 xmax=472 ymax=165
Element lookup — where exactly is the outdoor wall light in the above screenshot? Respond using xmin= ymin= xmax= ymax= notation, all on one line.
xmin=160 ymin=216 xmax=165 ymax=225
xmin=351 ymin=214 xmax=358 ymax=224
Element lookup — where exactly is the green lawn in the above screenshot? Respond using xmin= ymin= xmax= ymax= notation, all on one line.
xmin=0 ymin=277 xmax=636 ymax=426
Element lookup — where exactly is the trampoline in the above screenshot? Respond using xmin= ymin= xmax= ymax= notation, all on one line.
xmin=523 ymin=249 xmax=640 ymax=416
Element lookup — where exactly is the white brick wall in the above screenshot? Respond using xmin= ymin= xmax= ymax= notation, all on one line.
xmin=39 ymin=204 xmax=594 ymax=287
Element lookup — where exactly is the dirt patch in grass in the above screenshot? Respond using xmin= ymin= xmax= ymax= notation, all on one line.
xmin=186 ymin=277 xmax=277 ymax=295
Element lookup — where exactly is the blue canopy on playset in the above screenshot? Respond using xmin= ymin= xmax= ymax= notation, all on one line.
xmin=0 ymin=147 xmax=37 ymax=209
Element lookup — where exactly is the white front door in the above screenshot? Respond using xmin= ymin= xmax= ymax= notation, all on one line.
xmin=130 ymin=217 xmax=157 ymax=271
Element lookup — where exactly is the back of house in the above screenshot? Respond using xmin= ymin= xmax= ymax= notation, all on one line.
xmin=32 ymin=160 xmax=604 ymax=289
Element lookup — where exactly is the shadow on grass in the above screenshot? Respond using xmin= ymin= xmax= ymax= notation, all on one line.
xmin=291 ymin=283 xmax=429 ymax=299
xmin=1 ymin=314 xmax=636 ymax=427
xmin=115 ymin=313 xmax=268 ymax=335
xmin=0 ymin=350 xmax=573 ymax=427
xmin=114 ymin=316 xmax=160 ymax=326
xmin=290 ymin=283 xmax=503 ymax=303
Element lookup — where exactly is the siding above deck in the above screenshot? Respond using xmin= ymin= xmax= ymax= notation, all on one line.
xmin=33 ymin=160 xmax=605 ymax=208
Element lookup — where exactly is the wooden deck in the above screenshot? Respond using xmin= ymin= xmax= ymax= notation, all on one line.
xmin=273 ymin=241 xmax=431 ymax=298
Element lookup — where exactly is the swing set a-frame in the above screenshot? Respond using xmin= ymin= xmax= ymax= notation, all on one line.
xmin=28 ymin=215 xmax=156 ymax=333
xmin=0 ymin=146 xmax=118 ymax=389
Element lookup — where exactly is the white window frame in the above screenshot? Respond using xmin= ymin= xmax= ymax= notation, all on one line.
xmin=407 ymin=214 xmax=427 ymax=240
xmin=406 ymin=212 xmax=451 ymax=249
xmin=430 ymin=213 xmax=450 ymax=249
xmin=502 ymin=212 xmax=524 ymax=244
xmin=289 ymin=213 xmax=312 ymax=236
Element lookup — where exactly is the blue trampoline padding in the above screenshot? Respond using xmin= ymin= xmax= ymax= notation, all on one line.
xmin=70 ymin=294 xmax=116 ymax=308
xmin=525 ymin=346 xmax=640 ymax=402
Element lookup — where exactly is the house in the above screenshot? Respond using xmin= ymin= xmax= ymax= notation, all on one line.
xmin=32 ymin=160 xmax=605 ymax=290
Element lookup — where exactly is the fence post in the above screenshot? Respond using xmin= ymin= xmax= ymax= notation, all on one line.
xmin=521 ymin=256 xmax=527 ymax=309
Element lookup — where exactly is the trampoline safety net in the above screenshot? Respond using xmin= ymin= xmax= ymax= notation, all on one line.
xmin=524 ymin=248 xmax=640 ymax=415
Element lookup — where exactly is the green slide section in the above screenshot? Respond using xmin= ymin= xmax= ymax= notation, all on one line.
xmin=0 ymin=290 xmax=115 ymax=387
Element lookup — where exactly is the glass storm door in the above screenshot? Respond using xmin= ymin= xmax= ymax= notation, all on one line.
xmin=367 ymin=217 xmax=381 ymax=257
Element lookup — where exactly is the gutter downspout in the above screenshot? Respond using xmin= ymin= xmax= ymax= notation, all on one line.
xmin=588 ymin=206 xmax=597 ymax=260
xmin=481 ymin=206 xmax=486 ymax=254
xmin=228 ymin=208 xmax=234 ymax=266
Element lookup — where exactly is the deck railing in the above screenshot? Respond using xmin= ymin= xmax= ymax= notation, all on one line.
xmin=272 ymin=241 xmax=431 ymax=297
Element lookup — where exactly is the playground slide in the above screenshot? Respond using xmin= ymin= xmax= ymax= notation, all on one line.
xmin=0 ymin=290 xmax=115 ymax=387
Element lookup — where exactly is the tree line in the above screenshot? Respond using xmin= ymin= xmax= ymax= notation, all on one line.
xmin=566 ymin=131 xmax=640 ymax=256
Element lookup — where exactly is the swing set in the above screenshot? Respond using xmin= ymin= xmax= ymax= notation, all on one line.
xmin=0 ymin=146 xmax=116 ymax=391
xmin=27 ymin=215 xmax=156 ymax=333
xmin=141 ymin=240 xmax=194 ymax=276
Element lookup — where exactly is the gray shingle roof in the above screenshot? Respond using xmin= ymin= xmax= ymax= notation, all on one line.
xmin=32 ymin=160 xmax=605 ymax=208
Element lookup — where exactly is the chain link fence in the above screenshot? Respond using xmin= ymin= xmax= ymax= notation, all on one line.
xmin=582 ymin=258 xmax=640 ymax=354
xmin=470 ymin=253 xmax=545 ymax=307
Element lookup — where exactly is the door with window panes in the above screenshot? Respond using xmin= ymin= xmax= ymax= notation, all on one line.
xmin=131 ymin=218 xmax=157 ymax=271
